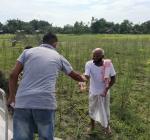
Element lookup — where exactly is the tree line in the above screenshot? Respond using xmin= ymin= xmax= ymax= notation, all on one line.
xmin=0 ymin=17 xmax=150 ymax=34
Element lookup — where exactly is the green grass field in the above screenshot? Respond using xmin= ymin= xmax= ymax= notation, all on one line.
xmin=0 ymin=34 xmax=150 ymax=140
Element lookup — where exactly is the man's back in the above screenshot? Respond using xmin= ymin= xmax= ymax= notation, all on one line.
xmin=16 ymin=45 xmax=66 ymax=109
xmin=8 ymin=33 xmax=85 ymax=140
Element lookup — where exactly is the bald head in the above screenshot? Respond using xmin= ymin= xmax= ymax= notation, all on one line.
xmin=92 ymin=48 xmax=105 ymax=65
xmin=92 ymin=48 xmax=104 ymax=55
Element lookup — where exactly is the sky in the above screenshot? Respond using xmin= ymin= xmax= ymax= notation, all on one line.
xmin=0 ymin=0 xmax=150 ymax=27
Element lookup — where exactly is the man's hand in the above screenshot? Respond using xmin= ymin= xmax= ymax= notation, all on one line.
xmin=101 ymin=87 xmax=109 ymax=97
xmin=68 ymin=71 xmax=87 ymax=82
xmin=81 ymin=75 xmax=87 ymax=82
xmin=78 ymin=82 xmax=87 ymax=92
xmin=7 ymin=99 xmax=15 ymax=116
xmin=7 ymin=96 xmax=15 ymax=106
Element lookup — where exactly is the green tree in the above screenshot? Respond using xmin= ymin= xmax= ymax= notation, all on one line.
xmin=120 ymin=20 xmax=133 ymax=34
xmin=141 ymin=21 xmax=150 ymax=34
xmin=91 ymin=18 xmax=114 ymax=33
xmin=133 ymin=24 xmax=142 ymax=34
xmin=29 ymin=20 xmax=51 ymax=33
xmin=51 ymin=26 xmax=63 ymax=34
xmin=29 ymin=20 xmax=39 ymax=30
xmin=73 ymin=21 xmax=90 ymax=34
xmin=113 ymin=23 xmax=120 ymax=33
xmin=63 ymin=24 xmax=74 ymax=34
xmin=5 ymin=19 xmax=26 ymax=33
xmin=22 ymin=22 xmax=34 ymax=34
xmin=0 ymin=22 xmax=3 ymax=30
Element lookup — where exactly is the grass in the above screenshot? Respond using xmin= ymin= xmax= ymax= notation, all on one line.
xmin=0 ymin=34 xmax=150 ymax=140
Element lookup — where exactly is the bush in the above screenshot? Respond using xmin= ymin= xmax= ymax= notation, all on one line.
xmin=0 ymin=70 xmax=8 ymax=93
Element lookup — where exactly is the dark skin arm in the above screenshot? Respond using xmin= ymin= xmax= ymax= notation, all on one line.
xmin=68 ymin=71 xmax=86 ymax=82
xmin=107 ymin=76 xmax=116 ymax=89
xmin=102 ymin=75 xmax=116 ymax=97
xmin=8 ymin=61 xmax=23 ymax=105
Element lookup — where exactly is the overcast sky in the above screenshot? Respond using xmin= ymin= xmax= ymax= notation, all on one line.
xmin=0 ymin=0 xmax=150 ymax=27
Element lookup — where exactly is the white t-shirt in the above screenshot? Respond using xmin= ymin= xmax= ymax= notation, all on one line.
xmin=85 ymin=60 xmax=116 ymax=95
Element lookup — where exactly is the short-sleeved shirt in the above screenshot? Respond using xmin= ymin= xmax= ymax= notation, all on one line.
xmin=15 ymin=44 xmax=73 ymax=110
xmin=85 ymin=60 xmax=116 ymax=95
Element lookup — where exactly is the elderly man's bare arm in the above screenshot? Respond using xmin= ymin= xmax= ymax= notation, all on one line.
xmin=101 ymin=75 xmax=116 ymax=97
xmin=108 ymin=75 xmax=116 ymax=89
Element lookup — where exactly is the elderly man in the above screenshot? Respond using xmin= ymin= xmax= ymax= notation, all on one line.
xmin=8 ymin=32 xmax=86 ymax=140
xmin=81 ymin=48 xmax=116 ymax=135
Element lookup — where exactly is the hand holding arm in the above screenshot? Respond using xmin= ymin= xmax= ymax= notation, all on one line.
xmin=78 ymin=74 xmax=89 ymax=92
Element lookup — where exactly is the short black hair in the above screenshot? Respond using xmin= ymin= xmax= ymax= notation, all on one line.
xmin=42 ymin=32 xmax=58 ymax=44
xmin=24 ymin=45 xmax=32 ymax=49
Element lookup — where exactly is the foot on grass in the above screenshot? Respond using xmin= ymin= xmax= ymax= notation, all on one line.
xmin=104 ymin=125 xmax=112 ymax=136
xmin=86 ymin=127 xmax=95 ymax=135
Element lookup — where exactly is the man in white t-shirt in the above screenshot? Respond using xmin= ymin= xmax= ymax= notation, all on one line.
xmin=81 ymin=48 xmax=116 ymax=135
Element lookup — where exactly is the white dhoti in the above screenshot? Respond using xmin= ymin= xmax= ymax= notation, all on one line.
xmin=89 ymin=92 xmax=110 ymax=128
